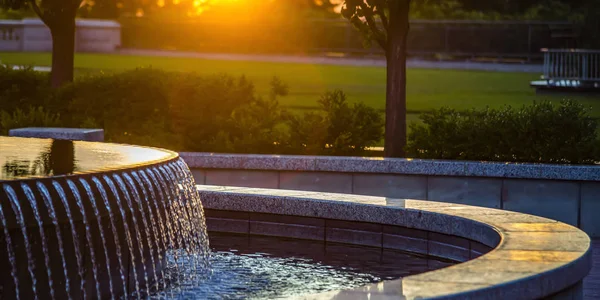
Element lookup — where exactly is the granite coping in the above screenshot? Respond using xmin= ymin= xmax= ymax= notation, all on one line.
xmin=9 ymin=127 xmax=105 ymax=142
xmin=197 ymin=185 xmax=592 ymax=300
xmin=181 ymin=152 xmax=600 ymax=182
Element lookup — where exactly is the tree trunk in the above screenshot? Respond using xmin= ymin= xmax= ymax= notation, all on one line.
xmin=383 ymin=0 xmax=410 ymax=158
xmin=49 ymin=20 xmax=76 ymax=88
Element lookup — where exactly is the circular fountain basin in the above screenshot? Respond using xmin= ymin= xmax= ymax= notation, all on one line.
xmin=197 ymin=185 xmax=593 ymax=299
xmin=0 ymin=136 xmax=208 ymax=299
xmin=1 ymin=136 xmax=592 ymax=299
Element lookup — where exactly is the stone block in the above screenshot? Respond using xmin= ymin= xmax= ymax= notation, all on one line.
xmin=581 ymin=182 xmax=600 ymax=238
xmin=190 ymin=169 xmax=206 ymax=185
xmin=428 ymin=232 xmax=471 ymax=262
xmin=502 ymin=180 xmax=579 ymax=226
xmin=205 ymin=170 xmax=279 ymax=189
xmin=203 ymin=209 xmax=249 ymax=220
xmin=352 ymin=174 xmax=427 ymax=199
xmin=427 ymin=177 xmax=502 ymax=208
xmin=326 ymin=219 xmax=382 ymax=232
xmin=279 ymin=171 xmax=352 ymax=193
xmin=9 ymin=127 xmax=104 ymax=142
xmin=205 ymin=217 xmax=249 ymax=234
xmin=325 ymin=228 xmax=382 ymax=247
xmin=383 ymin=225 xmax=429 ymax=239
xmin=383 ymin=234 xmax=428 ymax=255
xmin=249 ymin=221 xmax=324 ymax=241
xmin=249 ymin=212 xmax=325 ymax=227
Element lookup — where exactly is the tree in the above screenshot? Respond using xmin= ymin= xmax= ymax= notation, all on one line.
xmin=0 ymin=0 xmax=83 ymax=87
xmin=342 ymin=0 xmax=410 ymax=157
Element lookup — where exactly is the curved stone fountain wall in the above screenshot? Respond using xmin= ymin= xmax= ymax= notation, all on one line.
xmin=197 ymin=185 xmax=592 ymax=299
xmin=0 ymin=137 xmax=592 ymax=299
xmin=181 ymin=152 xmax=600 ymax=238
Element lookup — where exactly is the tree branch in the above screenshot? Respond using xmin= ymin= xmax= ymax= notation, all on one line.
xmin=72 ymin=0 xmax=83 ymax=11
xmin=28 ymin=0 xmax=50 ymax=25
xmin=359 ymin=2 xmax=387 ymax=50
xmin=376 ymin=4 xmax=389 ymax=32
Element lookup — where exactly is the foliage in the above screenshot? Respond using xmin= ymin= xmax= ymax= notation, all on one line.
xmin=410 ymin=0 xmax=494 ymax=20
xmin=53 ymin=68 xmax=383 ymax=155
xmin=59 ymin=68 xmax=175 ymax=148
xmin=0 ymin=0 xmax=81 ymax=21
xmin=406 ymin=101 xmax=600 ymax=164
xmin=2 ymin=53 xmax=599 ymax=117
xmin=287 ymin=90 xmax=384 ymax=156
xmin=0 ymin=65 xmax=52 ymax=114
xmin=341 ymin=0 xmax=393 ymax=51
xmin=577 ymin=0 xmax=600 ymax=49
xmin=0 ymin=67 xmax=597 ymax=163
xmin=0 ymin=106 xmax=61 ymax=135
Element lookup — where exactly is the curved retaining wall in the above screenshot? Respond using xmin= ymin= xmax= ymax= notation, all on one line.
xmin=197 ymin=185 xmax=592 ymax=299
xmin=181 ymin=153 xmax=600 ymax=237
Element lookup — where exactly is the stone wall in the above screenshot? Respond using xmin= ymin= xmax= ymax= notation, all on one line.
xmin=0 ymin=18 xmax=121 ymax=53
xmin=181 ymin=153 xmax=600 ymax=238
xmin=198 ymin=185 xmax=592 ymax=299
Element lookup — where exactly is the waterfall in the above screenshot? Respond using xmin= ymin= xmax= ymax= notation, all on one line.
xmin=4 ymin=185 xmax=38 ymax=300
xmin=0 ymin=157 xmax=209 ymax=298
xmin=22 ymin=183 xmax=55 ymax=300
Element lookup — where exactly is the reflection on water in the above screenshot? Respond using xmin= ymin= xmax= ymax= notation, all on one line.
xmin=2 ymin=140 xmax=76 ymax=179
xmin=161 ymin=233 xmax=455 ymax=299
xmin=0 ymin=136 xmax=175 ymax=181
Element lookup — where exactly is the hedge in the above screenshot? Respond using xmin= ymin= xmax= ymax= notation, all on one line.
xmin=406 ymin=101 xmax=600 ymax=164
xmin=0 ymin=66 xmax=383 ymax=156
xmin=0 ymin=66 xmax=597 ymax=163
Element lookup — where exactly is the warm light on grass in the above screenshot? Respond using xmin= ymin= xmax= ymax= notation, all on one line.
xmin=1 ymin=52 xmax=597 ymax=118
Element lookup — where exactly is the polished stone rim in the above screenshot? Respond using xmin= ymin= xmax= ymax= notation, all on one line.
xmin=181 ymin=152 xmax=600 ymax=181
xmin=0 ymin=138 xmax=180 ymax=183
xmin=197 ymin=185 xmax=592 ymax=299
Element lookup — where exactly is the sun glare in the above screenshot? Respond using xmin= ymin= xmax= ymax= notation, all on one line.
xmin=128 ymin=0 xmax=341 ymax=18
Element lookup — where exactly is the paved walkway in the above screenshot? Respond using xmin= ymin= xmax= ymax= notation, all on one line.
xmin=584 ymin=239 xmax=600 ymax=299
xmin=117 ymin=48 xmax=543 ymax=73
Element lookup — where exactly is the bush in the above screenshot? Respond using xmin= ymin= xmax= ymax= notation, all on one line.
xmin=59 ymin=68 xmax=175 ymax=148
xmin=0 ymin=65 xmax=53 ymax=114
xmin=51 ymin=68 xmax=383 ymax=155
xmin=406 ymin=100 xmax=600 ymax=164
xmin=287 ymin=90 xmax=384 ymax=156
xmin=0 ymin=107 xmax=62 ymax=135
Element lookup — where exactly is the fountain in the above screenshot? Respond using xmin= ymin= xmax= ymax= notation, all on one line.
xmin=0 ymin=135 xmax=591 ymax=299
xmin=0 ymin=136 xmax=210 ymax=299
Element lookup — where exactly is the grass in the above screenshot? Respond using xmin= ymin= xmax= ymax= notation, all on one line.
xmin=1 ymin=52 xmax=599 ymax=117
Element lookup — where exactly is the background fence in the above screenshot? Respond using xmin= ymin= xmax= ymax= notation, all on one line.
xmin=120 ymin=18 xmax=578 ymax=61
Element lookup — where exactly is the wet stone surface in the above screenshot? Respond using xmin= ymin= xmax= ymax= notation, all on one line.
xmin=197 ymin=185 xmax=592 ymax=300
xmin=0 ymin=136 xmax=176 ymax=181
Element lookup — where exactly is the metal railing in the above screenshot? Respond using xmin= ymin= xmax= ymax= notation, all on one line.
xmin=542 ymin=48 xmax=600 ymax=83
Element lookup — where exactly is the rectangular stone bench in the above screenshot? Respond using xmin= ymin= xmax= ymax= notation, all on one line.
xmin=8 ymin=127 xmax=104 ymax=142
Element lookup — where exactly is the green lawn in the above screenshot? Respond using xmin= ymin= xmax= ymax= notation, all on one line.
xmin=1 ymin=52 xmax=599 ymax=116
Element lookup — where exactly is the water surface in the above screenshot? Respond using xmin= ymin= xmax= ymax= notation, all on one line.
xmin=0 ymin=136 xmax=174 ymax=181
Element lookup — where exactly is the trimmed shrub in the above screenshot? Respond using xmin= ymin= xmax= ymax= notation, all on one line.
xmin=59 ymin=68 xmax=175 ymax=148
xmin=51 ymin=68 xmax=382 ymax=155
xmin=0 ymin=107 xmax=62 ymax=135
xmin=406 ymin=100 xmax=600 ymax=164
xmin=287 ymin=90 xmax=384 ymax=156
xmin=0 ymin=65 xmax=52 ymax=114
